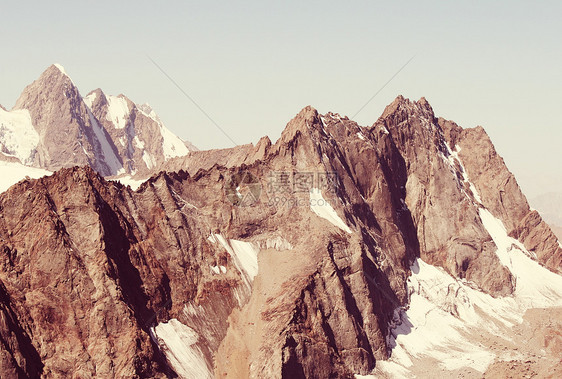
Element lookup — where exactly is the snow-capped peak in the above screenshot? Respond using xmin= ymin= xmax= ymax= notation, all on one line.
xmin=53 ymin=63 xmax=67 ymax=75
xmin=47 ymin=63 xmax=76 ymax=87
xmin=160 ymin=123 xmax=191 ymax=158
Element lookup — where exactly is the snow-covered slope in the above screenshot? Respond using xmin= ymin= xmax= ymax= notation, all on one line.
xmin=84 ymin=92 xmax=192 ymax=174
xmin=309 ymin=188 xmax=352 ymax=233
xmin=0 ymin=108 xmax=39 ymax=164
xmin=105 ymin=95 xmax=131 ymax=130
xmin=150 ymin=319 xmax=213 ymax=379
xmin=138 ymin=103 xmax=190 ymax=159
xmin=374 ymin=206 xmax=562 ymax=378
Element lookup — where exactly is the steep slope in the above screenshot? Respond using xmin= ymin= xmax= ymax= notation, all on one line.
xmin=440 ymin=117 xmax=562 ymax=272
xmin=0 ymin=98 xmax=560 ymax=378
xmin=84 ymin=90 xmax=191 ymax=175
xmin=12 ymin=64 xmax=124 ymax=176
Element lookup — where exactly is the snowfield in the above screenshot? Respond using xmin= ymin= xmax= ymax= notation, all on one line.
xmin=213 ymin=234 xmax=259 ymax=288
xmin=150 ymin=319 xmax=213 ymax=379
xmin=310 ymin=188 xmax=352 ymax=233
xmin=375 ymin=208 xmax=562 ymax=378
xmin=0 ymin=108 xmax=40 ymax=164
xmin=0 ymin=161 xmax=51 ymax=193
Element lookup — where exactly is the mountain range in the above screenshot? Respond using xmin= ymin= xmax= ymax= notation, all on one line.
xmin=0 ymin=67 xmax=561 ymax=378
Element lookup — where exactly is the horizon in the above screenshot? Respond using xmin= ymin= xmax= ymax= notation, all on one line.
xmin=1 ymin=1 xmax=561 ymax=198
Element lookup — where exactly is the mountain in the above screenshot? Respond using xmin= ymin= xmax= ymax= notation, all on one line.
xmin=0 ymin=97 xmax=560 ymax=378
xmin=0 ymin=64 xmax=194 ymax=178
xmin=83 ymin=90 xmax=191 ymax=175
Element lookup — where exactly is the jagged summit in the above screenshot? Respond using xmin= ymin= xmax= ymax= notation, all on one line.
xmin=279 ymin=105 xmax=321 ymax=141
xmin=378 ymin=95 xmax=436 ymax=126
xmin=15 ymin=64 xmax=79 ymax=111
xmin=83 ymin=88 xmax=107 ymax=107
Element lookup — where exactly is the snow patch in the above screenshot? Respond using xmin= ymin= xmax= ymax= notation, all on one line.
xmin=110 ymin=175 xmax=145 ymax=191
xmin=138 ymin=103 xmax=161 ymax=123
xmin=357 ymin=132 xmax=365 ymax=140
xmin=138 ymin=103 xmax=190 ymax=159
xmin=0 ymin=161 xmax=51 ymax=193
xmin=53 ymin=63 xmax=67 ymax=75
xmin=85 ymin=107 xmax=124 ymax=175
xmin=309 ymin=188 xmax=352 ymax=233
xmin=479 ymin=208 xmax=562 ymax=307
xmin=170 ymin=189 xmax=198 ymax=211
xmin=133 ymin=136 xmax=145 ymax=149
xmin=0 ymin=108 xmax=39 ymax=164
xmin=214 ymin=234 xmax=259 ymax=287
xmin=443 ymin=143 xmax=483 ymax=205
xmin=150 ymin=319 xmax=212 ymax=379
xmin=160 ymin=123 xmax=190 ymax=159
xmin=105 ymin=95 xmax=130 ymax=129
xmin=83 ymin=92 xmax=96 ymax=108
xmin=53 ymin=63 xmax=75 ymax=84
xmin=210 ymin=265 xmax=227 ymax=275
xmin=142 ymin=151 xmax=156 ymax=170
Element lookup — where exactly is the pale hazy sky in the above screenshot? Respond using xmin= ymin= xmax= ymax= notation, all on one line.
xmin=1 ymin=1 xmax=560 ymax=197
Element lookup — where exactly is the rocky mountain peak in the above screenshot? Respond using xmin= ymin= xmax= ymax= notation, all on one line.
xmin=279 ymin=105 xmax=322 ymax=142
xmin=14 ymin=64 xmax=80 ymax=113
xmin=379 ymin=95 xmax=436 ymax=129
xmin=83 ymin=88 xmax=107 ymax=109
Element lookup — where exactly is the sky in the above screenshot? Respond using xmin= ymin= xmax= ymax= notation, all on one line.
xmin=1 ymin=0 xmax=561 ymax=198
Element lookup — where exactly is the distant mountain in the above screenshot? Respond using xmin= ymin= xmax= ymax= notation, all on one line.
xmin=84 ymin=90 xmax=193 ymax=175
xmin=0 ymin=64 xmax=194 ymax=177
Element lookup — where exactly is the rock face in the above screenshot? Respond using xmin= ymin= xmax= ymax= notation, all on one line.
xmin=84 ymin=90 xmax=191 ymax=175
xmin=438 ymin=116 xmax=562 ymax=273
xmin=0 ymin=96 xmax=560 ymax=378
xmin=0 ymin=64 xmax=194 ymax=176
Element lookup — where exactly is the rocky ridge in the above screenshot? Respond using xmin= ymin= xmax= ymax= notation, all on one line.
xmin=0 ymin=97 xmax=560 ymax=378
